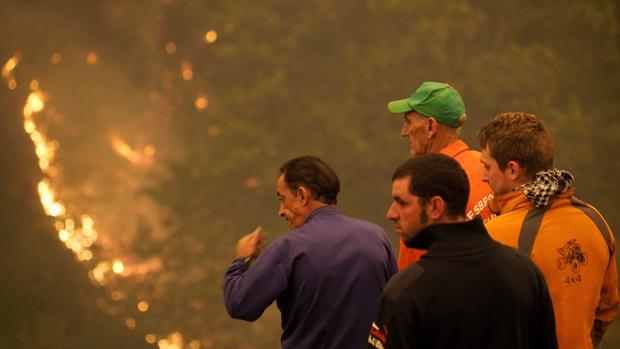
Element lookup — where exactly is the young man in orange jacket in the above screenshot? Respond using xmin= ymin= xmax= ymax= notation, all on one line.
xmin=388 ymin=81 xmax=494 ymax=269
xmin=478 ymin=112 xmax=619 ymax=349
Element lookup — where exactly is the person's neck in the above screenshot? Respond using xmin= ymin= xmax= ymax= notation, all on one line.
xmin=405 ymin=214 xmax=469 ymax=249
xmin=508 ymin=176 xmax=534 ymax=192
xmin=434 ymin=214 xmax=466 ymax=225
xmin=430 ymin=128 xmax=460 ymax=153
xmin=304 ymin=201 xmax=330 ymax=217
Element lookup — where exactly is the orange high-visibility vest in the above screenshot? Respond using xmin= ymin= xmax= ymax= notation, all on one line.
xmin=397 ymin=140 xmax=495 ymax=270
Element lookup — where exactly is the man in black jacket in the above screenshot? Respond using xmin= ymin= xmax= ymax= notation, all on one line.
xmin=368 ymin=153 xmax=557 ymax=349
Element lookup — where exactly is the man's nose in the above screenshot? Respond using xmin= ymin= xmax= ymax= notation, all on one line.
xmin=481 ymin=172 xmax=489 ymax=183
xmin=386 ymin=203 xmax=397 ymax=220
xmin=400 ymin=124 xmax=408 ymax=137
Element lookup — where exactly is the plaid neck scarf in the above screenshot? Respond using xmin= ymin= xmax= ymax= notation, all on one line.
xmin=519 ymin=169 xmax=574 ymax=208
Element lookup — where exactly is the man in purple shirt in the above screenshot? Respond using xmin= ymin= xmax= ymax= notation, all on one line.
xmin=224 ymin=156 xmax=397 ymax=349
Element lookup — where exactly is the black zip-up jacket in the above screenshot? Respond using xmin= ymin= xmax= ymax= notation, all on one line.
xmin=368 ymin=218 xmax=558 ymax=349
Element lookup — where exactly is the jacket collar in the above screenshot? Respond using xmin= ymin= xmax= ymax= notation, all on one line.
xmin=488 ymin=189 xmax=532 ymax=214
xmin=406 ymin=217 xmax=498 ymax=258
xmin=440 ymin=139 xmax=471 ymax=158
xmin=489 ymin=188 xmax=575 ymax=214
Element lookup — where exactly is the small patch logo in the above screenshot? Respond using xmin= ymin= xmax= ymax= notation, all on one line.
xmin=368 ymin=322 xmax=388 ymax=349
xmin=556 ymin=239 xmax=587 ymax=273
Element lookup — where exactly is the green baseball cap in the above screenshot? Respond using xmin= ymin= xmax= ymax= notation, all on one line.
xmin=387 ymin=81 xmax=466 ymax=127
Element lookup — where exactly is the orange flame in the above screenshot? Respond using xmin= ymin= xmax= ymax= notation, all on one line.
xmin=110 ymin=136 xmax=155 ymax=166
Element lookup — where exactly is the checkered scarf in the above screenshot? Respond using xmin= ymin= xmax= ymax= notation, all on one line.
xmin=520 ymin=169 xmax=574 ymax=208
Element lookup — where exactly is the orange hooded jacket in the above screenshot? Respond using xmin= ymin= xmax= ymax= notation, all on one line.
xmin=485 ymin=189 xmax=619 ymax=349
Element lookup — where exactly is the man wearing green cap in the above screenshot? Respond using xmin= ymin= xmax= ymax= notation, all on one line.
xmin=388 ymin=81 xmax=494 ymax=270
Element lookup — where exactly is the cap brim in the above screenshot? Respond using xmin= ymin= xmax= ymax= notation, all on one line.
xmin=387 ymin=98 xmax=413 ymax=114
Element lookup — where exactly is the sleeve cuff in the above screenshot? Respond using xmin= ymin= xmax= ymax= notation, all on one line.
xmin=232 ymin=256 xmax=252 ymax=266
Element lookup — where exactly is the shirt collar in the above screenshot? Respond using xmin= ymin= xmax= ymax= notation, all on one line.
xmin=439 ymin=139 xmax=470 ymax=158
xmin=305 ymin=205 xmax=340 ymax=223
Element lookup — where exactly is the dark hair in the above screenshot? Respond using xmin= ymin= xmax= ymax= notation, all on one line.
xmin=477 ymin=112 xmax=553 ymax=178
xmin=392 ymin=153 xmax=469 ymax=217
xmin=279 ymin=156 xmax=340 ymax=205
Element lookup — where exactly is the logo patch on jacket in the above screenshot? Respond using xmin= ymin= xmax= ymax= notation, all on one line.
xmin=368 ymin=322 xmax=387 ymax=349
xmin=556 ymin=239 xmax=588 ymax=283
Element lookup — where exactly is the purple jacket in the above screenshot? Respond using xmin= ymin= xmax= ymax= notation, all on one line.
xmin=224 ymin=206 xmax=397 ymax=348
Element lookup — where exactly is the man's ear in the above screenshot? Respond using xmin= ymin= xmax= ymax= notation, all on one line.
xmin=506 ymin=160 xmax=523 ymax=181
xmin=427 ymin=196 xmax=445 ymax=220
xmin=427 ymin=117 xmax=439 ymax=137
xmin=297 ymin=186 xmax=311 ymax=205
